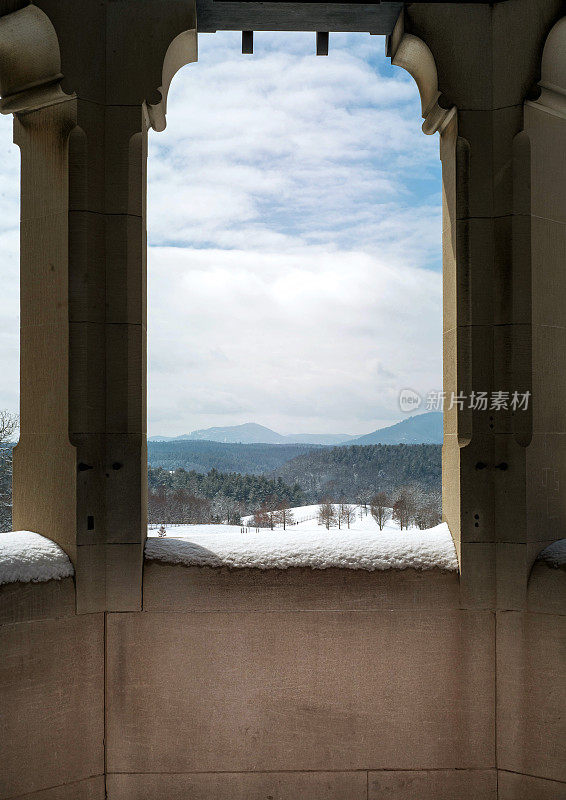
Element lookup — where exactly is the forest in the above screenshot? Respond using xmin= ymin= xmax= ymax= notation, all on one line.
xmin=273 ymin=443 xmax=441 ymax=503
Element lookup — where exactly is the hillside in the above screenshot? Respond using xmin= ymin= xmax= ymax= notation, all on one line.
xmin=350 ymin=412 xmax=443 ymax=445
xmin=272 ymin=443 xmax=441 ymax=503
xmin=147 ymin=439 xmax=320 ymax=474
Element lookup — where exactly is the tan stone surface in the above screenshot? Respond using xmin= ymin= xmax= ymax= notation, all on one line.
xmin=107 ymin=771 xmax=366 ymax=800
xmin=68 ymin=210 xmax=106 ymax=324
xmin=12 ymin=434 xmax=77 ymax=564
xmin=143 ymin=562 xmax=460 ymax=612
xmin=531 ymin=218 xmax=566 ymax=327
xmin=407 ymin=4 xmax=493 ymax=111
xmin=0 ymin=577 xmax=75 ymax=626
xmin=498 ymin=771 xmax=566 ymax=800
xmin=75 ymin=543 xmax=143 ymax=613
xmin=459 ymin=542 xmax=496 ymax=610
xmin=105 ymin=322 xmax=146 ymax=434
xmin=106 ymin=609 xmax=494 ymax=774
xmin=492 ymin=0 xmax=564 ymax=109
xmin=496 ymin=543 xmax=529 ymax=612
xmin=526 ymin=435 xmax=566 ymax=545
xmin=497 ymin=611 xmax=566 ymax=783
xmin=532 ymin=325 xmax=566 ymax=435
xmin=526 ymin=103 xmax=566 ymax=225
xmin=105 ymin=213 xmax=146 ymax=325
xmin=12 ymin=776 xmax=106 ymax=800
xmin=368 ymin=769 xmax=496 ymax=800
xmin=0 ymin=614 xmax=104 ymax=798
xmin=105 ymin=434 xmax=147 ymax=544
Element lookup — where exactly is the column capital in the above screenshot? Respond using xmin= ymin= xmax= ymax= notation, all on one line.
xmin=0 ymin=5 xmax=70 ymax=115
xmin=528 ymin=15 xmax=566 ymax=120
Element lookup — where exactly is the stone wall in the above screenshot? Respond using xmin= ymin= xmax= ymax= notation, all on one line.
xmin=2 ymin=561 xmax=563 ymax=799
xmin=0 ymin=578 xmax=104 ymax=799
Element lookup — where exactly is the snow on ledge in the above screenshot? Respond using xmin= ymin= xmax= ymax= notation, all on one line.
xmin=537 ymin=539 xmax=566 ymax=569
xmin=0 ymin=531 xmax=74 ymax=585
xmin=145 ymin=523 xmax=458 ymax=572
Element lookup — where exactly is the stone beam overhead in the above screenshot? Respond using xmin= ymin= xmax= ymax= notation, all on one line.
xmin=195 ymin=0 xmax=508 ymax=34
xmin=196 ymin=0 xmax=402 ymax=33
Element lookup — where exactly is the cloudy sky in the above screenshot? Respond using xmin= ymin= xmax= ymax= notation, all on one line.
xmin=0 ymin=31 xmax=442 ymax=437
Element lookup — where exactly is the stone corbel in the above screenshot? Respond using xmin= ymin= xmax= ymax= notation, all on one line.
xmin=527 ymin=15 xmax=566 ymax=120
xmin=0 ymin=5 xmax=71 ymax=115
xmin=145 ymin=26 xmax=198 ymax=132
xmin=388 ymin=11 xmax=455 ymax=136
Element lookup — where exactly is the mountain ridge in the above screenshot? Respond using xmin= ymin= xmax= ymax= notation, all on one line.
xmin=149 ymin=412 xmax=442 ymax=446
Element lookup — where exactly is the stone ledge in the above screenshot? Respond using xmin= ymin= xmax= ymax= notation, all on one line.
xmin=143 ymin=561 xmax=460 ymax=612
xmin=0 ymin=576 xmax=76 ymax=626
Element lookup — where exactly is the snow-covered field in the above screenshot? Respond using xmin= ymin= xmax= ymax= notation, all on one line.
xmin=0 ymin=506 xmax=461 ymax=585
xmin=146 ymin=504 xmax=458 ymax=572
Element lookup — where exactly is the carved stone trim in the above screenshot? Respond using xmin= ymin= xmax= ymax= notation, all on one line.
xmin=145 ymin=26 xmax=198 ymax=132
xmin=527 ymin=16 xmax=566 ymax=120
xmin=0 ymin=6 xmax=71 ymax=115
xmin=388 ymin=11 xmax=455 ymax=136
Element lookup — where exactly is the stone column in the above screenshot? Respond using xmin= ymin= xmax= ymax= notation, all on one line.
xmin=400 ymin=0 xmax=564 ymax=610
xmin=0 ymin=2 xmax=197 ymax=612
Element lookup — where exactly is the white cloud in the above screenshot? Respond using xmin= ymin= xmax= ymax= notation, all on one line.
xmin=147 ymin=32 xmax=442 ymax=435
xmin=148 ymin=245 xmax=441 ymax=435
xmin=0 ymin=31 xmax=442 ymax=436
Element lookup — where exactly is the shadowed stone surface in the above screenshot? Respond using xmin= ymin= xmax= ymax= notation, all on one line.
xmin=143 ymin=562 xmax=461 ymax=612
xmin=106 ymin=609 xmax=494 ymax=774
xmin=0 ymin=613 xmax=104 ymax=799
xmin=107 ymin=771 xmax=367 ymax=800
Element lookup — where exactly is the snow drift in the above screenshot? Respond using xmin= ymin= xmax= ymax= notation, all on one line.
xmin=0 ymin=531 xmax=74 ymax=585
xmin=146 ymin=516 xmax=458 ymax=572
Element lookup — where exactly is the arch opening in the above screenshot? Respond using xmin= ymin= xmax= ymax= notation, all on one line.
xmin=145 ymin=30 xmax=447 ymax=566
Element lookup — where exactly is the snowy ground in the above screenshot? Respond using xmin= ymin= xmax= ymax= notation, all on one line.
xmin=146 ymin=505 xmax=458 ymax=572
xmin=0 ymin=531 xmax=74 ymax=585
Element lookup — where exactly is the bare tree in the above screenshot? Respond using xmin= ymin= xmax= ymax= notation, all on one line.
xmin=274 ymin=504 xmax=294 ymax=530
xmin=392 ymin=487 xmax=417 ymax=531
xmin=370 ymin=492 xmax=392 ymax=530
xmin=318 ymin=500 xmax=337 ymax=530
xmin=252 ymin=506 xmax=271 ymax=528
xmin=0 ymin=411 xmax=18 ymax=532
xmin=413 ymin=492 xmax=442 ymax=530
xmin=0 ymin=411 xmax=18 ymax=443
xmin=339 ymin=502 xmax=355 ymax=529
xmin=357 ymin=488 xmax=373 ymax=516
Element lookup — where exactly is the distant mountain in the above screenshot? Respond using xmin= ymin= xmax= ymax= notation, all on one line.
xmin=149 ymin=422 xmax=353 ymax=446
xmin=189 ymin=423 xmax=286 ymax=444
xmin=148 ymin=414 xmax=442 ymax=446
xmin=350 ymin=412 xmax=443 ymax=446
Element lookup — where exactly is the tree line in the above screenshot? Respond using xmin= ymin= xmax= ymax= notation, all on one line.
xmin=148 ymin=466 xmax=305 ymax=525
